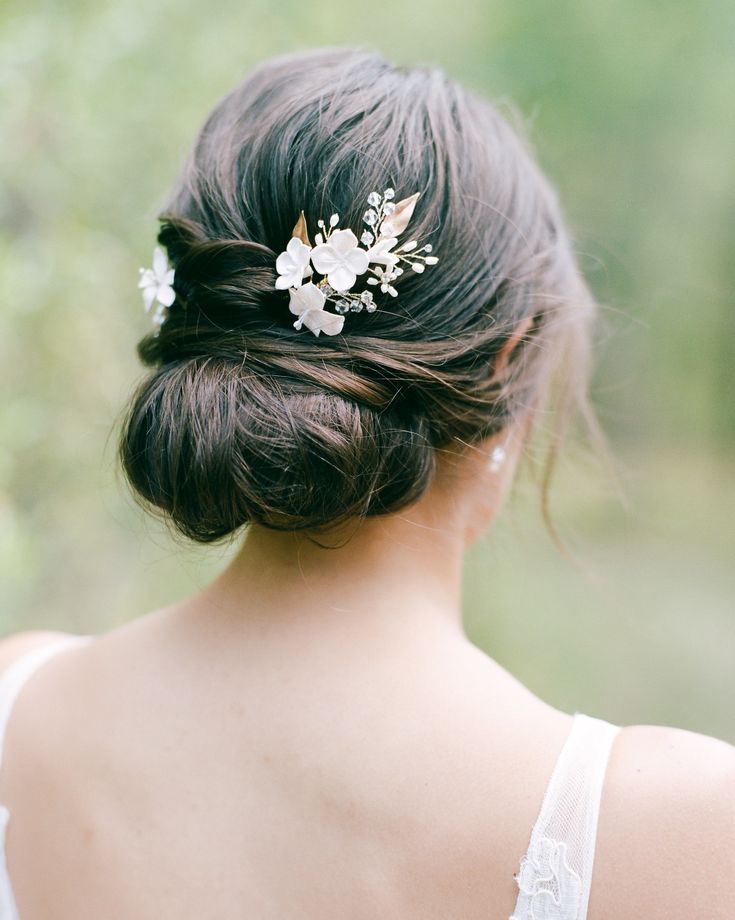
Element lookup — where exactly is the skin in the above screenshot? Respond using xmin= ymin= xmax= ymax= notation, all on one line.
xmin=1 ymin=327 xmax=733 ymax=918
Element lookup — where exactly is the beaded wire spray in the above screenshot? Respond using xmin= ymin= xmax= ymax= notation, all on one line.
xmin=138 ymin=190 xmax=437 ymax=336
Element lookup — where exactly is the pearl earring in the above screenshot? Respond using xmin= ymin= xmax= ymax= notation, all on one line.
xmin=488 ymin=443 xmax=507 ymax=473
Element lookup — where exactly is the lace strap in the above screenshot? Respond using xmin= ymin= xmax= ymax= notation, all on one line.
xmin=0 ymin=635 xmax=94 ymax=773
xmin=509 ymin=712 xmax=621 ymax=920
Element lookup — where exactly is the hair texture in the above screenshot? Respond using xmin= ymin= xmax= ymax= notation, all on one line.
xmin=120 ymin=47 xmax=609 ymax=544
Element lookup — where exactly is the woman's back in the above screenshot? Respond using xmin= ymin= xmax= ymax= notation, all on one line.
xmin=1 ymin=610 xmax=733 ymax=920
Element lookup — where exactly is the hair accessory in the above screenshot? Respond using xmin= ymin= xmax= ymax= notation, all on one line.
xmin=274 ymin=188 xmax=438 ymax=336
xmin=139 ymin=246 xmax=175 ymax=333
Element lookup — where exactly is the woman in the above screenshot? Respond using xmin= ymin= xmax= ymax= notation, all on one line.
xmin=0 ymin=48 xmax=732 ymax=920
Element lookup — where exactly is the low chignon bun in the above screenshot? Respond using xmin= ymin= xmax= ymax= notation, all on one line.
xmin=122 ymin=355 xmax=437 ymax=541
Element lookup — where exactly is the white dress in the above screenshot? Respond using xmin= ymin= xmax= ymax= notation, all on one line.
xmin=0 ymin=635 xmax=620 ymax=920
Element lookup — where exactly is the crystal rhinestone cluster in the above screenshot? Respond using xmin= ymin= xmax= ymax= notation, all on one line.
xmin=274 ymin=188 xmax=438 ymax=336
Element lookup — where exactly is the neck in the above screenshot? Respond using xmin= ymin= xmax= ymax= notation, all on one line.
xmin=190 ymin=499 xmax=468 ymax=644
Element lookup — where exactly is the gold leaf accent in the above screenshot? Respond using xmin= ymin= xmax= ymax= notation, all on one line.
xmin=386 ymin=192 xmax=420 ymax=236
xmin=292 ymin=211 xmax=310 ymax=246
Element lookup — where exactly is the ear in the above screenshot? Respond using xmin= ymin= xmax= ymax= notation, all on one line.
xmin=493 ymin=315 xmax=534 ymax=380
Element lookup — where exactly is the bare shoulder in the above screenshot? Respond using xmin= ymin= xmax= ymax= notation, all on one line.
xmin=0 ymin=630 xmax=79 ymax=676
xmin=590 ymin=721 xmax=735 ymax=920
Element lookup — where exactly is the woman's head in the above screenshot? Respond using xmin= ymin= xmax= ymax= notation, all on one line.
xmin=120 ymin=47 xmax=603 ymax=543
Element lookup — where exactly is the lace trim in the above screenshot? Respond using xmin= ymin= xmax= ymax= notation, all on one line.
xmin=510 ymin=833 xmax=582 ymax=920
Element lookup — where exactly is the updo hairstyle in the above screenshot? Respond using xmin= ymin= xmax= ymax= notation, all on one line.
xmin=120 ymin=48 xmax=605 ymax=543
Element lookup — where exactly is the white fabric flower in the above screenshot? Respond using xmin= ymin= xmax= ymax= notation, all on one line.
xmin=310 ymin=229 xmax=369 ymax=292
xmin=365 ymin=236 xmax=399 ymax=268
xmin=275 ymin=237 xmax=312 ymax=290
xmin=138 ymin=247 xmax=175 ymax=312
xmin=288 ymin=282 xmax=344 ymax=337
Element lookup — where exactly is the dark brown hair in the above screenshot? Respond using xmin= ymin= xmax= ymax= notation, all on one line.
xmin=120 ymin=47 xmax=608 ymax=544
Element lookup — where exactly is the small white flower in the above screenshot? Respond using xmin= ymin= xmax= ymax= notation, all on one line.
xmin=310 ymin=229 xmax=369 ymax=292
xmin=369 ymin=266 xmax=398 ymax=297
xmin=138 ymin=247 xmax=175 ymax=312
xmin=288 ymin=282 xmax=344 ymax=337
xmin=275 ymin=237 xmax=312 ymax=290
xmin=365 ymin=236 xmax=399 ymax=268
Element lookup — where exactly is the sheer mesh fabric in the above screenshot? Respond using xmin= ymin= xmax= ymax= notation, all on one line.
xmin=509 ymin=712 xmax=621 ymax=920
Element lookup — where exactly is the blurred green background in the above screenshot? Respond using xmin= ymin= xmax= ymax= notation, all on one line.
xmin=1 ymin=1 xmax=733 ymax=740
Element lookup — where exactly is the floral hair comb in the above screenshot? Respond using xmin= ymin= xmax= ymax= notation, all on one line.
xmin=138 ymin=189 xmax=437 ymax=337
xmin=274 ymin=188 xmax=438 ymax=336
